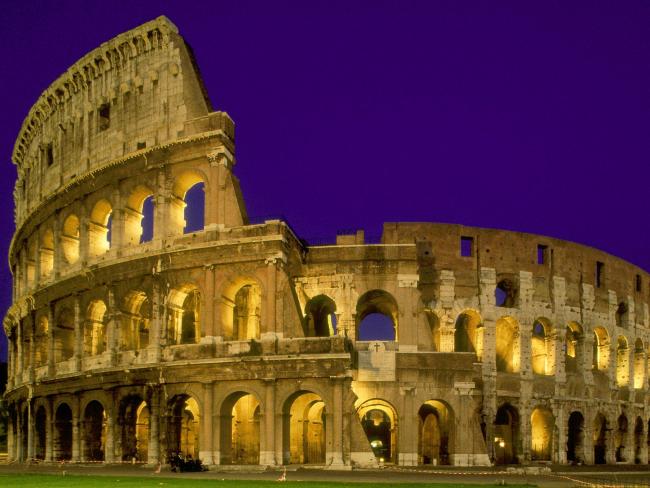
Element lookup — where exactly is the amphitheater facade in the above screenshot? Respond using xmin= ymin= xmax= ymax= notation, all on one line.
xmin=3 ymin=17 xmax=650 ymax=468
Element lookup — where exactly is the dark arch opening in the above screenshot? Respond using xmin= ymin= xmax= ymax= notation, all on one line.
xmin=494 ymin=404 xmax=519 ymax=465
xmin=356 ymin=290 xmax=398 ymax=341
xmin=305 ymin=295 xmax=337 ymax=337
xmin=567 ymin=411 xmax=584 ymax=463
xmin=83 ymin=400 xmax=106 ymax=462
xmin=495 ymin=279 xmax=517 ymax=307
xmin=54 ymin=403 xmax=73 ymax=461
xmin=34 ymin=406 xmax=47 ymax=460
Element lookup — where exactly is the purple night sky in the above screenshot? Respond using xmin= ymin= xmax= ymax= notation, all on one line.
xmin=1 ymin=1 xmax=649 ymax=362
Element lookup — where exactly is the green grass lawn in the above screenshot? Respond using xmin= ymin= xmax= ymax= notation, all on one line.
xmin=0 ymin=474 xmax=535 ymax=488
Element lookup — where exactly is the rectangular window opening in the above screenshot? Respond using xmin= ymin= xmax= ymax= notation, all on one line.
xmin=635 ymin=274 xmax=642 ymax=293
xmin=596 ymin=261 xmax=605 ymax=288
xmin=98 ymin=103 xmax=110 ymax=131
xmin=460 ymin=236 xmax=474 ymax=257
xmin=537 ymin=244 xmax=548 ymax=265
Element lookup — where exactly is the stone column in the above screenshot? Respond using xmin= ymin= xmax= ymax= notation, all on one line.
xmin=261 ymin=379 xmax=276 ymax=466
xmin=79 ymin=213 xmax=90 ymax=265
xmin=583 ymin=419 xmax=594 ymax=465
xmin=106 ymin=285 xmax=119 ymax=366
xmin=328 ymin=378 xmax=345 ymax=467
xmin=398 ymin=386 xmax=417 ymax=465
xmin=199 ymin=383 xmax=213 ymax=464
xmin=16 ymin=320 xmax=23 ymax=385
xmin=47 ymin=305 xmax=56 ymax=376
xmin=148 ymin=280 xmax=162 ymax=362
xmin=27 ymin=400 xmax=34 ymax=460
xmin=72 ymin=396 xmax=81 ymax=462
xmin=105 ymin=406 xmax=115 ymax=463
xmin=520 ymin=403 xmax=532 ymax=463
xmin=265 ymin=256 xmax=281 ymax=336
xmin=73 ymin=295 xmax=83 ymax=372
xmin=555 ymin=406 xmax=566 ymax=464
xmin=52 ymin=215 xmax=62 ymax=279
xmin=45 ymin=398 xmax=53 ymax=462
xmin=28 ymin=315 xmax=36 ymax=382
xmin=148 ymin=389 xmax=160 ymax=466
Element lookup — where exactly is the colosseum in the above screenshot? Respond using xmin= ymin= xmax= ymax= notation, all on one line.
xmin=3 ymin=16 xmax=650 ymax=469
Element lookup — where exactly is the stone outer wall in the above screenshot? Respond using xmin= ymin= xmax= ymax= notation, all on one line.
xmin=3 ymin=17 xmax=649 ymax=469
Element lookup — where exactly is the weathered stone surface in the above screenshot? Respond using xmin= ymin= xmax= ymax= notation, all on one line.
xmin=3 ymin=17 xmax=650 ymax=469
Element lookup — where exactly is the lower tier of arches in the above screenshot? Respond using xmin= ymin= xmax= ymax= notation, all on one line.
xmin=6 ymin=380 xmax=650 ymax=467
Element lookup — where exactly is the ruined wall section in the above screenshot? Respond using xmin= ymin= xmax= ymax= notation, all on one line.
xmin=12 ymin=16 xmax=211 ymax=229
xmin=382 ymin=222 xmax=650 ymax=320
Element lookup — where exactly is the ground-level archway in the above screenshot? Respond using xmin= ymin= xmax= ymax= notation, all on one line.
xmin=119 ymin=395 xmax=149 ymax=462
xmin=82 ymin=400 xmax=107 ymax=462
xmin=220 ymin=392 xmax=261 ymax=464
xmin=54 ymin=403 xmax=73 ymax=461
xmin=615 ymin=414 xmax=628 ymax=463
xmin=593 ymin=413 xmax=608 ymax=464
xmin=567 ymin=411 xmax=584 ymax=463
xmin=34 ymin=406 xmax=47 ymax=460
xmin=283 ymin=391 xmax=326 ymax=465
xmin=167 ymin=395 xmax=200 ymax=460
xmin=418 ymin=400 xmax=452 ymax=465
xmin=357 ymin=399 xmax=398 ymax=464
xmin=494 ymin=404 xmax=519 ymax=464
xmin=530 ymin=407 xmax=553 ymax=461
xmin=633 ymin=417 xmax=643 ymax=464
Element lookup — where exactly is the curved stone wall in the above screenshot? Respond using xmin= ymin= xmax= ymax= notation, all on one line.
xmin=4 ymin=17 xmax=649 ymax=468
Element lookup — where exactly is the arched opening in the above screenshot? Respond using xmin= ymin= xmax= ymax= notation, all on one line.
xmin=54 ymin=403 xmax=72 ymax=461
xmin=22 ymin=321 xmax=32 ymax=371
xmin=121 ymin=291 xmax=150 ymax=351
xmin=82 ymin=400 xmax=107 ymax=462
xmin=455 ymin=310 xmax=483 ymax=358
xmin=616 ymin=336 xmax=630 ymax=387
xmin=615 ymin=302 xmax=629 ymax=328
xmin=531 ymin=318 xmax=554 ymax=375
xmin=119 ymin=395 xmax=149 ymax=462
xmin=418 ymin=400 xmax=452 ymax=465
xmin=55 ymin=308 xmax=75 ymax=363
xmin=124 ymin=185 xmax=155 ymax=245
xmin=26 ymin=240 xmax=36 ymax=288
xmin=21 ymin=406 xmax=28 ymax=461
xmin=633 ymin=339 xmax=645 ymax=389
xmin=40 ymin=229 xmax=54 ymax=278
xmin=494 ymin=404 xmax=519 ymax=465
xmin=89 ymin=199 xmax=113 ymax=256
xmin=565 ymin=322 xmax=584 ymax=374
xmin=171 ymin=171 xmax=205 ymax=235
xmin=357 ymin=399 xmax=398 ymax=464
xmin=34 ymin=316 xmax=48 ymax=367
xmin=496 ymin=316 xmax=519 ymax=372
xmin=305 ymin=295 xmax=337 ymax=337
xmin=567 ymin=411 xmax=584 ymax=463
xmin=61 ymin=214 xmax=80 ymax=264
xmin=34 ymin=406 xmax=47 ymax=460
xmin=615 ymin=414 xmax=628 ymax=462
xmin=220 ymin=392 xmax=261 ymax=464
xmin=167 ymin=285 xmax=201 ymax=345
xmin=356 ymin=290 xmax=398 ymax=341
xmin=592 ymin=327 xmax=610 ymax=371
xmin=593 ymin=413 xmax=608 ymax=464
xmin=633 ymin=417 xmax=643 ymax=464
xmin=530 ymin=407 xmax=553 ymax=461
xmin=167 ymin=395 xmax=200 ymax=460
xmin=85 ymin=300 xmax=107 ymax=356
xmin=283 ymin=391 xmax=326 ymax=465
xmin=495 ymin=279 xmax=517 ymax=307
xmin=233 ymin=284 xmax=261 ymax=340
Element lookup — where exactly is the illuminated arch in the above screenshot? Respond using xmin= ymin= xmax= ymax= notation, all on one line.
xmin=124 ymin=185 xmax=154 ymax=245
xmin=305 ymin=294 xmax=337 ymax=337
xmin=357 ymin=398 xmax=398 ymax=464
xmin=61 ymin=214 xmax=80 ymax=264
xmin=88 ymin=199 xmax=113 ymax=256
